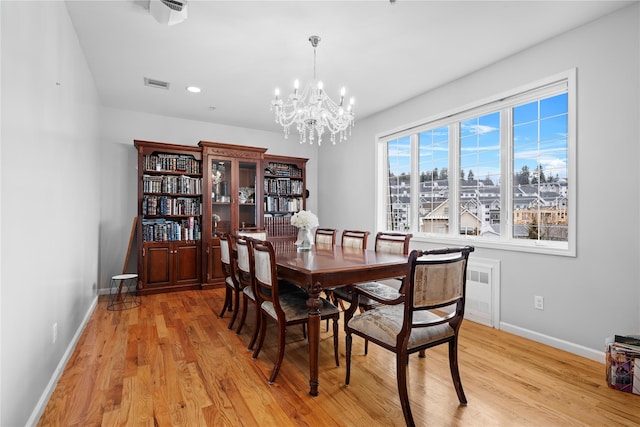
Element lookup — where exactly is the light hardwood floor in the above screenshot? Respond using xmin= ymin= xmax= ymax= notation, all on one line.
xmin=37 ymin=289 xmax=639 ymax=426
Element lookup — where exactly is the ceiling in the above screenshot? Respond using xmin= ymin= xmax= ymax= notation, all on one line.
xmin=65 ymin=0 xmax=633 ymax=133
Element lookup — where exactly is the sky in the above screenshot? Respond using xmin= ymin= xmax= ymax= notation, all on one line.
xmin=388 ymin=92 xmax=568 ymax=184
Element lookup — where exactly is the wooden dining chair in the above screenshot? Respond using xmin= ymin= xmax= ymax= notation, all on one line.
xmin=340 ymin=230 xmax=370 ymax=249
xmin=325 ymin=229 xmax=370 ymax=312
xmin=315 ymin=228 xmax=337 ymax=246
xmin=333 ymin=232 xmax=412 ymax=309
xmin=233 ymin=234 xmax=262 ymax=350
xmin=345 ymin=246 xmax=474 ymax=427
xmin=238 ymin=228 xmax=268 ymax=241
xmin=217 ymin=233 xmax=243 ymax=329
xmin=250 ymin=238 xmax=340 ymax=384
xmin=334 ymin=232 xmax=413 ymax=353
xmin=314 ymin=227 xmax=338 ymax=331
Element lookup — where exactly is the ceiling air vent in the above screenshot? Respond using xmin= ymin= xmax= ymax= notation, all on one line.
xmin=160 ymin=0 xmax=185 ymax=12
xmin=149 ymin=0 xmax=188 ymax=25
xmin=144 ymin=77 xmax=170 ymax=90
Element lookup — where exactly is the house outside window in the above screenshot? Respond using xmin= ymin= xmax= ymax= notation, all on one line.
xmin=377 ymin=70 xmax=576 ymax=256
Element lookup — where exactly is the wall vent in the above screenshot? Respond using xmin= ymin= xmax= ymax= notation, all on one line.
xmin=430 ymin=257 xmax=500 ymax=328
xmin=144 ymin=77 xmax=170 ymax=90
xmin=465 ymin=258 xmax=500 ymax=327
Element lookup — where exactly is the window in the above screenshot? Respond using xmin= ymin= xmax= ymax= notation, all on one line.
xmin=378 ymin=70 xmax=575 ymax=256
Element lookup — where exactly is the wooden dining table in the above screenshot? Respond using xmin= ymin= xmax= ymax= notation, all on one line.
xmin=275 ymin=243 xmax=409 ymax=396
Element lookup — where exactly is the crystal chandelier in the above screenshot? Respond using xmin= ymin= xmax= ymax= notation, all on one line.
xmin=271 ymin=35 xmax=355 ymax=145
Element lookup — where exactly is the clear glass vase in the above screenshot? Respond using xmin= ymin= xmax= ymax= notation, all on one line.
xmin=296 ymin=227 xmax=314 ymax=252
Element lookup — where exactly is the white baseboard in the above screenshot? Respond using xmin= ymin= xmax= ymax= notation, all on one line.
xmin=500 ymin=322 xmax=605 ymax=364
xmin=26 ymin=295 xmax=99 ymax=427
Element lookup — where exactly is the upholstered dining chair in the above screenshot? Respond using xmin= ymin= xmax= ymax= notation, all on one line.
xmin=333 ymin=232 xmax=412 ymax=307
xmin=321 ymin=229 xmax=370 ymax=316
xmin=333 ymin=232 xmax=413 ymax=353
xmin=250 ymin=238 xmax=340 ymax=384
xmin=314 ymin=227 xmax=338 ymax=331
xmin=315 ymin=228 xmax=337 ymax=246
xmin=234 ymin=234 xmax=262 ymax=350
xmin=340 ymin=230 xmax=370 ymax=249
xmin=217 ymin=233 xmax=242 ymax=329
xmin=238 ymin=229 xmax=268 ymax=241
xmin=345 ymin=246 xmax=474 ymax=427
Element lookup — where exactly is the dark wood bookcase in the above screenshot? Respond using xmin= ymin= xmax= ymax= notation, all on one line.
xmin=262 ymin=154 xmax=308 ymax=247
xmin=133 ymin=140 xmax=307 ymax=293
xmin=198 ymin=141 xmax=268 ymax=288
xmin=134 ymin=140 xmax=203 ymax=294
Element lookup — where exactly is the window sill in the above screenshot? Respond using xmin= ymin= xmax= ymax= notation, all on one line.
xmin=410 ymin=233 xmax=575 ymax=257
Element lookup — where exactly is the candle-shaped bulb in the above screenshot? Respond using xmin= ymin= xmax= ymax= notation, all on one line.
xmin=275 ymin=88 xmax=280 ymax=98
xmin=340 ymin=87 xmax=346 ymax=96
xmin=318 ymin=81 xmax=324 ymax=91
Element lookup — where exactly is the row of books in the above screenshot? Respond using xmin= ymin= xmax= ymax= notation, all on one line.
xmin=265 ymin=162 xmax=302 ymax=177
xmin=606 ymin=334 xmax=640 ymax=395
xmin=142 ymin=217 xmax=201 ymax=242
xmin=144 ymin=154 xmax=201 ymax=174
xmin=143 ymin=196 xmax=202 ymax=216
xmin=264 ymin=196 xmax=303 ymax=213
xmin=264 ymin=177 xmax=303 ymax=195
xmin=143 ymin=174 xmax=202 ymax=195
xmin=264 ymin=215 xmax=297 ymax=237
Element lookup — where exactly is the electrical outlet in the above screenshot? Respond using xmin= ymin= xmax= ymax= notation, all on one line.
xmin=534 ymin=296 xmax=544 ymax=310
xmin=52 ymin=322 xmax=58 ymax=344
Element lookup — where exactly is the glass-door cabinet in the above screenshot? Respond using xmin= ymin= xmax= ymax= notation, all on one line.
xmin=199 ymin=141 xmax=267 ymax=288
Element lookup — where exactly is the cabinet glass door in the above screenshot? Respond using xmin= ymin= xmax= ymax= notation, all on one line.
xmin=211 ymin=159 xmax=231 ymax=236
xmin=238 ymin=161 xmax=258 ymax=230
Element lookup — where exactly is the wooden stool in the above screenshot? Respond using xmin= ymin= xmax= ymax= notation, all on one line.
xmin=107 ymin=273 xmax=141 ymax=310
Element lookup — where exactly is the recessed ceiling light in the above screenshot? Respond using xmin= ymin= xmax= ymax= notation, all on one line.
xmin=186 ymin=86 xmax=201 ymax=93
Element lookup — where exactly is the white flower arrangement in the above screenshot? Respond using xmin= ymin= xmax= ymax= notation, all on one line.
xmin=212 ymin=214 xmax=221 ymax=223
xmin=290 ymin=210 xmax=319 ymax=229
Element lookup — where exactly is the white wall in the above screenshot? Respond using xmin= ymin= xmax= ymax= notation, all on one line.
xmin=319 ymin=4 xmax=640 ymax=358
xmin=1 ymin=2 xmax=101 ymax=426
xmin=98 ymin=108 xmax=318 ymax=292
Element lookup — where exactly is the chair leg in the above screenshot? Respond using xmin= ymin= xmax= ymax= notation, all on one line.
xmin=218 ymin=286 xmax=232 ymax=318
xmin=235 ymin=294 xmax=249 ymax=335
xmin=396 ymin=350 xmax=415 ymax=427
xmin=418 ymin=349 xmax=426 ymax=358
xmin=449 ymin=337 xmax=467 ymax=405
xmin=332 ymin=316 xmax=339 ymax=367
xmin=252 ymin=312 xmax=267 ymax=360
xmin=228 ymin=289 xmax=240 ymax=329
xmin=247 ymin=299 xmax=261 ymax=350
xmin=345 ymin=332 xmax=352 ymax=385
xmin=364 ymin=338 xmax=369 ymax=355
xmin=269 ymin=323 xmax=287 ymax=384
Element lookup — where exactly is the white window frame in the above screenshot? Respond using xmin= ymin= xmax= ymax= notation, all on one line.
xmin=375 ymin=69 xmax=576 ymax=257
